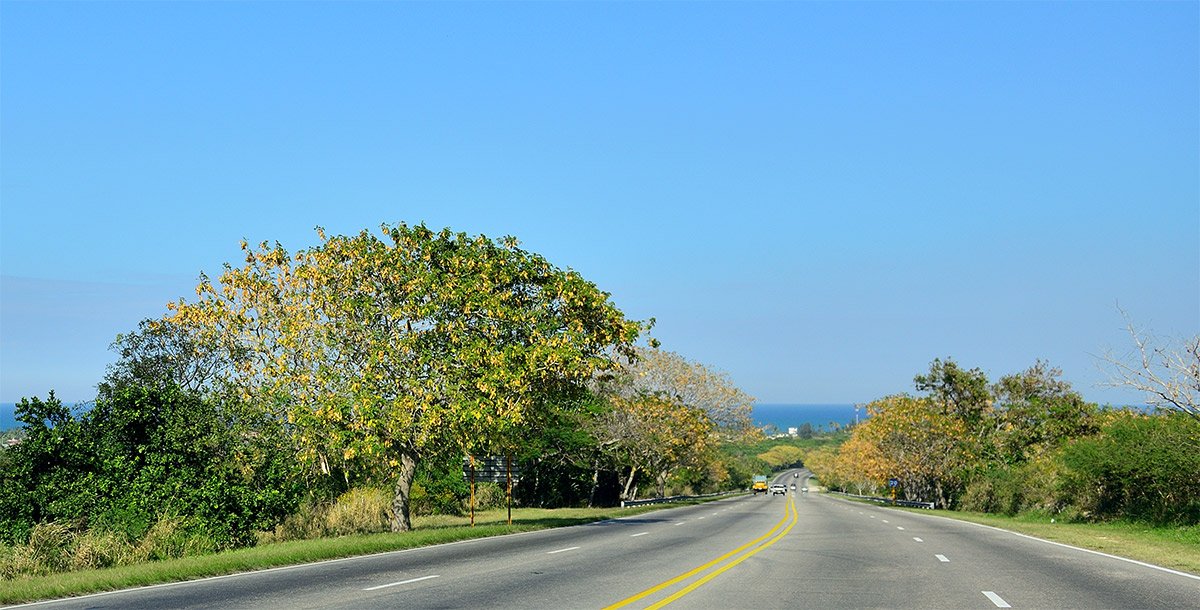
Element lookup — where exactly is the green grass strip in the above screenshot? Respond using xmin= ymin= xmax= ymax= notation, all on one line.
xmin=898 ymin=507 xmax=1200 ymax=576
xmin=0 ymin=503 xmax=710 ymax=605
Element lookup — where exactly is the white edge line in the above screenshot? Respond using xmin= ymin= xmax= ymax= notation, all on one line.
xmin=547 ymin=546 xmax=580 ymax=554
xmin=822 ymin=494 xmax=1200 ymax=582
xmin=939 ymin=515 xmax=1200 ymax=582
xmin=825 ymin=485 xmax=1200 ymax=581
xmin=983 ymin=591 xmax=1011 ymax=608
xmin=363 ymin=574 xmax=440 ymax=591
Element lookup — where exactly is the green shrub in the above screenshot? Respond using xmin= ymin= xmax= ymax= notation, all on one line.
xmin=1060 ymin=412 xmax=1200 ymax=525
xmin=468 ymin=482 xmax=507 ymax=512
xmin=961 ymin=456 xmax=1069 ymax=517
xmin=0 ymin=388 xmax=305 ymax=552
xmin=410 ymin=480 xmax=464 ymax=517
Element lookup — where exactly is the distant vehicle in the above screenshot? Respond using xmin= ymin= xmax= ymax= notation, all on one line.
xmin=752 ymin=475 xmax=769 ymax=495
xmin=794 ymin=473 xmax=799 ymax=478
xmin=801 ymin=487 xmax=809 ymax=493
xmin=770 ymin=484 xmax=787 ymax=496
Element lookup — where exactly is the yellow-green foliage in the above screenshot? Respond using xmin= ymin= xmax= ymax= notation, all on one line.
xmin=757 ymin=445 xmax=805 ymax=469
xmin=167 ymin=224 xmax=643 ymax=532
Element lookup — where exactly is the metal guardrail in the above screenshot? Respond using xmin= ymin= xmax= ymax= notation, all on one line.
xmin=620 ymin=490 xmax=745 ymax=508
xmin=829 ymin=490 xmax=935 ymax=509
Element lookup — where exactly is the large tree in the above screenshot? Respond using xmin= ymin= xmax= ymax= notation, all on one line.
xmin=914 ymin=357 xmax=992 ymax=435
xmin=852 ymin=395 xmax=974 ymax=508
xmin=168 ymin=223 xmax=642 ymax=530
xmin=992 ymin=361 xmax=1097 ymax=463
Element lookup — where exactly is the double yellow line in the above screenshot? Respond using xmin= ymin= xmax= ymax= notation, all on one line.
xmin=604 ymin=495 xmax=798 ymax=610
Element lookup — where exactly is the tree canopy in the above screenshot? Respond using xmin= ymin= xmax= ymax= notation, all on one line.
xmin=167 ymin=223 xmax=644 ymax=530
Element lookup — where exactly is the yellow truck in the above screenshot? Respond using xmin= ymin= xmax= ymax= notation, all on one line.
xmin=752 ymin=475 xmax=769 ymax=495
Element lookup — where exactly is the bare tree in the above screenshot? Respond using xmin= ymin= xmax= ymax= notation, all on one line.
xmin=600 ymin=347 xmax=755 ymax=439
xmin=1100 ymin=311 xmax=1200 ymax=421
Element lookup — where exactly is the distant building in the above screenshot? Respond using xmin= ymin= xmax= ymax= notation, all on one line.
xmin=787 ymin=427 xmax=798 ymax=436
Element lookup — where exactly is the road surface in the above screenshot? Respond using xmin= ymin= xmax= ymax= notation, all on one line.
xmin=16 ymin=471 xmax=1199 ymax=609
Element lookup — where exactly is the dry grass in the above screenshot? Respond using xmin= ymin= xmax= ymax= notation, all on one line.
xmin=0 ymin=500 xmax=706 ymax=605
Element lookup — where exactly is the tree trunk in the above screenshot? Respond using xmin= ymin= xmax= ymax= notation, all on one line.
xmin=390 ymin=452 xmax=417 ymax=532
xmin=588 ymin=459 xmax=601 ymax=508
xmin=622 ymin=466 xmax=639 ymax=501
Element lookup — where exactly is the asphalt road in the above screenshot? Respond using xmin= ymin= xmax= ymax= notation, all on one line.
xmin=15 ymin=471 xmax=1200 ymax=609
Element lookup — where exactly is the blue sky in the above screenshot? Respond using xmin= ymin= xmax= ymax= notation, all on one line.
xmin=2 ymin=1 xmax=1197 ymax=405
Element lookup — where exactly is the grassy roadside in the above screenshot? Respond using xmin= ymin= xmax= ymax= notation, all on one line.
xmin=0 ymin=503 xmax=702 ymax=606
xmin=896 ymin=507 xmax=1200 ymax=576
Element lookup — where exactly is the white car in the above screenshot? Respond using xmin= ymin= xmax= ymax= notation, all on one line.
xmin=769 ymin=484 xmax=787 ymax=496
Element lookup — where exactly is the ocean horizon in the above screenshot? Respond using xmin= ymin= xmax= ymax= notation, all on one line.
xmin=2 ymin=401 xmax=865 ymax=433
xmin=752 ymin=403 xmax=864 ymax=431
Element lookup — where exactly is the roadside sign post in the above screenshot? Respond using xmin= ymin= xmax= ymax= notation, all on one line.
xmin=463 ymin=455 xmax=523 ymax=526
xmin=506 ymin=454 xmax=513 ymax=526
xmin=469 ymin=455 xmax=476 ymax=527
xmin=888 ymin=478 xmax=899 ymax=505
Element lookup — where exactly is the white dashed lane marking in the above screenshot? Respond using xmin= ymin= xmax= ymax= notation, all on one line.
xmin=547 ymin=546 xmax=579 ymax=554
xmin=363 ymin=575 xmax=439 ymax=591
xmin=983 ymin=591 xmax=1011 ymax=608
xmin=936 ymin=554 xmax=949 ymax=562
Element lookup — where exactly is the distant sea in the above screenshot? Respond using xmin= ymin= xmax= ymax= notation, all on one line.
xmin=2 ymin=403 xmax=19 ymax=431
xmin=752 ymin=403 xmax=865 ymax=432
xmin=2 ymin=402 xmax=866 ymax=433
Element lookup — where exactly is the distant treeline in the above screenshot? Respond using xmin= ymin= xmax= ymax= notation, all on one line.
xmin=806 ymin=358 xmax=1200 ymax=525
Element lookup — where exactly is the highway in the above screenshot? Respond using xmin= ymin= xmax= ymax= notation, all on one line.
xmin=16 ymin=471 xmax=1200 ymax=609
